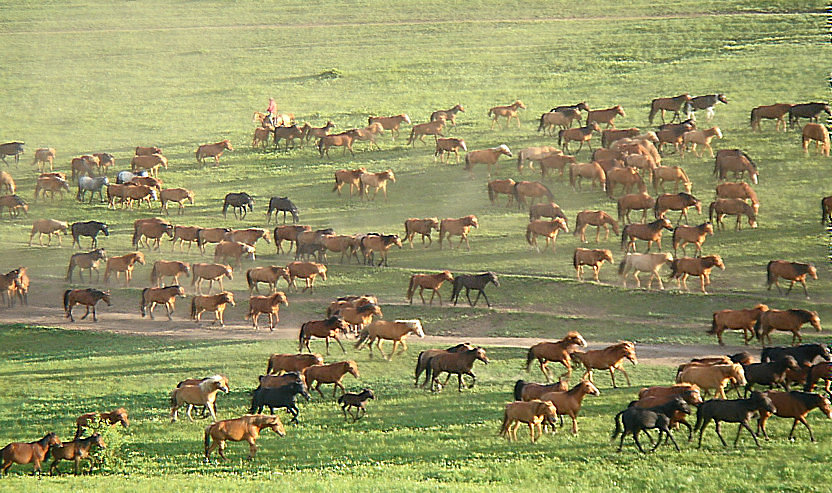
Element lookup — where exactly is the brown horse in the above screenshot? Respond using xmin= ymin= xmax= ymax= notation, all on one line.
xmin=48 ymin=433 xmax=106 ymax=475
xmin=620 ymin=217 xmax=672 ymax=252
xmin=652 ymin=166 xmax=691 ymax=193
xmin=539 ymin=153 xmax=577 ymax=179
xmin=514 ymin=181 xmax=554 ymax=208
xmin=713 ymin=149 xmax=758 ymax=184
xmin=539 ymin=109 xmax=582 ymax=136
xmin=130 ymin=154 xmax=167 ymax=177
xmin=64 ymin=288 xmax=111 ymax=322
xmin=407 ymin=118 xmax=445 ymax=146
xmin=31 ymin=148 xmax=56 ymax=173
xmin=439 ymin=215 xmax=478 ymax=250
xmin=303 ymin=361 xmax=360 ymax=398
xmin=0 ymin=171 xmax=15 ymax=195
xmin=299 ymin=316 xmax=350 ymax=354
xmin=150 ymin=260 xmax=190 ymax=287
xmin=514 ymin=380 xmax=569 ymax=401
xmin=360 ymin=234 xmax=402 ymax=267
xmin=369 ymin=114 xmax=411 ymax=140
xmin=132 ymin=217 xmax=173 ymax=250
xmin=499 ymin=400 xmax=558 ymax=443
xmin=245 ymin=265 xmax=289 ymax=294
xmin=66 ymin=248 xmax=107 ymax=282
xmin=463 ymin=145 xmax=512 ymax=176
xmin=568 ymin=162 xmax=606 ymax=191
xmin=671 ymin=222 xmax=713 ymax=256
xmin=751 ymin=103 xmax=793 ymax=131
xmin=140 ymin=285 xmax=185 ymax=320
xmin=266 ymin=353 xmax=323 ymax=375
xmin=0 ymin=268 xmax=23 ymax=307
xmin=332 ymin=168 xmax=366 ymax=197
xmin=274 ymin=224 xmax=311 ymax=254
xmin=349 ymin=123 xmax=384 ymax=151
xmin=425 ymin=347 xmax=489 ymax=392
xmin=34 ymin=175 xmax=70 ymax=201
xmin=587 ymin=105 xmax=625 ymax=128
xmin=539 ymin=381 xmax=601 ymax=434
xmin=171 ymin=375 xmax=229 ymax=422
xmin=654 ymin=192 xmax=701 ymax=223
xmin=190 ymin=291 xmax=235 ymax=326
xmin=434 ymin=138 xmax=467 ymax=164
xmin=573 ymin=248 xmax=614 ymax=282
xmin=487 ymin=179 xmax=516 ymax=206
xmin=559 ymin=122 xmax=601 ymax=154
xmin=716 ymin=182 xmax=759 ymax=215
xmin=606 ymin=167 xmax=645 ymax=198
xmin=526 ymin=218 xmax=569 ymax=253
xmin=525 ymin=332 xmax=588 ymax=382
xmin=649 ymin=94 xmax=691 ymax=124
xmin=160 ymin=188 xmax=194 ymax=215
xmin=246 ymin=292 xmax=289 ymax=330
xmin=171 ymin=225 xmax=202 ymax=252
xmin=709 ymin=198 xmax=758 ymax=230
xmin=334 ymin=303 xmax=382 ymax=335
xmin=431 ymin=104 xmax=465 ymax=126
xmin=407 ymin=271 xmax=454 ymax=305
xmin=802 ymin=123 xmax=830 ymax=156
xmin=302 ymin=120 xmax=335 ymax=143
xmin=204 ymin=414 xmax=285 ymax=460
xmin=488 ymin=100 xmax=526 ymax=129
xmin=529 ymin=202 xmax=567 ymax=223
xmin=766 ymin=261 xmax=818 ymax=298
xmin=669 ymin=255 xmax=725 ymax=293
xmin=360 ymin=169 xmax=396 ymax=201
xmin=0 ymin=194 xmax=28 ymax=217
xmin=28 ymin=219 xmax=68 ymax=247
xmin=195 ymin=140 xmax=233 ymax=165
xmin=755 ymin=309 xmax=822 ymax=346
xmin=318 ymin=131 xmax=356 ymax=157
xmin=574 ymin=210 xmax=618 ymax=243
xmin=1 ymin=432 xmax=62 ymax=476
xmin=404 ymin=218 xmax=440 ymax=248
xmin=573 ymin=341 xmax=637 ymax=388
xmin=709 ymin=304 xmax=770 ymax=346
xmin=355 ymin=319 xmax=425 ymax=360
xmin=192 ymin=263 xmax=233 ymax=294
xmin=601 ymin=128 xmax=640 ymax=148
xmin=756 ymin=391 xmax=832 ymax=442
xmin=617 ymin=192 xmax=655 ymax=224
xmin=103 ymin=251 xmax=145 ymax=285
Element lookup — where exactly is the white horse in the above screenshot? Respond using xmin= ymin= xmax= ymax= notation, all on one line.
xmin=618 ymin=252 xmax=673 ymax=290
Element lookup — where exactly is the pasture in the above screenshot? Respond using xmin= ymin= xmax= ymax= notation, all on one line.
xmin=0 ymin=0 xmax=830 ymax=490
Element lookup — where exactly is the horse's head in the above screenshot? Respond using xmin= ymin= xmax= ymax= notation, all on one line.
xmin=346 ymin=360 xmax=360 ymax=379
xmin=223 ymin=292 xmax=236 ymax=307
xmin=497 ymin=144 xmax=512 ymax=157
xmin=474 ymin=347 xmax=489 ymax=364
xmin=487 ymin=272 xmax=500 ymax=287
xmin=242 ymin=244 xmax=256 ymax=261
xmin=385 ymin=169 xmax=396 ymax=182
xmin=809 ymin=311 xmax=822 ymax=332
xmin=555 ymin=217 xmax=569 ymax=234
xmin=807 ymin=264 xmax=819 ymax=280
xmin=101 ymin=224 xmax=110 ymax=236
xmin=223 ymin=265 xmax=233 ymax=280
xmin=659 ymin=217 xmax=673 ymax=230
xmin=747 ymin=211 xmax=758 ymax=228
xmin=134 ymin=251 xmax=146 ymax=265
xmin=101 ymin=291 xmax=112 ymax=306
xmin=318 ymin=264 xmax=328 ymax=280
xmin=441 ymin=270 xmax=454 ymax=282
xmin=202 ymin=375 xmax=229 ymax=393
xmin=615 ymin=105 xmax=626 ymax=117
xmin=289 ymin=381 xmax=310 ymax=401
xmin=682 ymin=388 xmax=703 ymax=406
xmin=729 ymin=363 xmax=747 ymax=386
xmin=173 ymin=285 xmax=186 ymax=297
xmin=466 ymin=215 xmax=479 ymax=228
xmin=749 ymin=391 xmax=776 ymax=413
xmin=273 ymin=291 xmax=289 ymax=306
xmin=717 ymin=94 xmax=729 ymax=105
xmin=44 ymin=432 xmax=61 ymax=449
xmin=222 ymin=140 xmax=233 ymax=150
xmin=564 ymin=331 xmax=587 ymax=347
xmin=669 ymin=396 xmax=691 ymax=415
xmin=514 ymin=100 xmax=526 ymax=110
xmin=582 ymin=381 xmax=601 ymax=396
xmin=90 ymin=433 xmax=107 ymax=449
xmin=589 ymin=122 xmax=601 ymax=132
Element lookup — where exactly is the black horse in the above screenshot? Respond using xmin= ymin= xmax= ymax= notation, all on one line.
xmin=249 ymin=381 xmax=311 ymax=424
xmin=450 ymin=272 xmax=500 ymax=308
xmin=761 ymin=343 xmax=831 ymax=367
xmin=788 ymin=102 xmax=831 ymax=129
xmin=549 ymin=102 xmax=590 ymax=114
xmin=614 ymin=397 xmax=690 ymax=453
xmin=0 ymin=142 xmax=24 ymax=165
xmin=694 ymin=392 xmax=775 ymax=449
xmin=266 ymin=196 xmax=299 ymax=224
xmin=222 ymin=192 xmax=254 ymax=219
xmin=71 ymin=221 xmax=109 ymax=249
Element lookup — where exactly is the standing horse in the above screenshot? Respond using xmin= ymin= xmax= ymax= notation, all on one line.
xmin=671 ymin=222 xmax=713 ymax=256
xmin=789 ymin=102 xmax=831 ymax=129
xmin=332 ymin=168 xmax=366 ymax=197
xmin=513 ymin=181 xmax=554 ymax=208
xmin=716 ymin=182 xmax=759 ymax=215
xmin=654 ymin=192 xmax=701 ymax=223
xmin=76 ymin=176 xmax=109 ymax=203
xmin=359 ymin=169 xmax=396 ymax=201
xmin=574 ymin=210 xmax=618 ymax=243
xmin=434 ymin=137 xmax=467 ymax=164
xmin=559 ymin=122 xmax=601 ymax=154
xmin=140 ymin=285 xmax=185 ymax=320
xmin=526 ymin=332 xmax=587 ymax=382
xmin=355 ymin=319 xmax=425 ymax=360
xmin=66 ymin=249 xmax=107 ymax=282
xmin=28 ymin=219 xmax=68 ymax=247
xmin=709 ymin=198 xmax=757 ymax=230
xmin=709 ymin=305 xmax=769 ymax=346
xmin=755 ymin=309 xmax=822 ymax=346
xmin=568 ymin=162 xmax=607 ymax=192
xmin=246 ymin=292 xmax=289 ymax=331
xmin=488 ymin=100 xmax=526 ymax=129
xmin=439 ymin=215 xmax=478 ymax=250
xmin=266 ymin=197 xmax=299 ymax=223
xmin=606 ymin=167 xmax=645 ymax=198
xmin=407 ymin=271 xmax=454 ymax=305
xmin=303 ymin=120 xmax=335 ymax=143
xmin=573 ymin=341 xmax=637 ymax=388
xmin=620 ymin=218 xmax=672 ymax=252
xmin=538 ymin=109 xmax=582 ymax=136
xmin=160 ymin=188 xmax=195 ymax=215
xmin=450 ymin=272 xmax=499 ymax=308
xmin=222 ymin=192 xmax=254 ymax=219
xmin=649 ymin=94 xmax=692 ymax=124
xmin=368 ymin=114 xmax=411 ymax=140
xmin=463 ymin=145 xmax=512 ymax=176
xmin=766 ymin=261 xmax=817 ymax=297
xmin=31 ymin=147 xmax=56 ymax=173
xmin=195 ymin=140 xmax=233 ymax=166
xmin=751 ymin=103 xmax=792 ymax=131
xmin=802 ymin=123 xmax=830 ymax=157
xmin=190 ymin=292 xmax=235 ymax=326
xmin=359 ymin=234 xmax=402 ymax=266
xmin=652 ymin=166 xmax=691 ymax=193
xmin=103 ymin=251 xmax=145 ymax=285
xmin=619 ymin=252 xmax=674 ymax=290
xmin=669 ymin=255 xmax=725 ymax=293
xmin=617 ymin=192 xmax=655 ymax=224
xmin=573 ymin=248 xmax=614 ymax=282
xmin=530 ymin=202 xmax=567 ymax=222
xmin=404 ymin=218 xmax=440 ymax=247
xmin=64 ymin=288 xmax=111 ymax=322
xmin=430 ymin=104 xmax=465 ymax=126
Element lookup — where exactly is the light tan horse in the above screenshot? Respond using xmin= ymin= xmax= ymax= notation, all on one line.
xmin=574 ymin=210 xmax=618 ymax=243
xmin=191 ymin=263 xmax=233 ymax=294
xmin=355 ymin=319 xmax=425 ymax=360
xmin=529 ymin=202 xmax=567 ymax=222
xmin=407 ymin=271 xmax=454 ymax=305
xmin=31 ymin=148 xmax=56 ymax=173
xmin=669 ymin=255 xmax=725 ymax=293
xmin=130 ymin=154 xmax=167 ymax=177
xmin=140 ymin=285 xmax=185 ymax=320
xmin=488 ymin=100 xmax=526 ymax=129
xmin=190 ymin=292 xmax=235 ymax=326
xmin=525 ymin=332 xmax=588 ymax=382
xmin=204 ymin=414 xmax=285 ymax=461
xmin=709 ymin=304 xmax=769 ymax=346
xmin=487 ymin=179 xmax=516 ymax=206
xmin=287 ymin=261 xmax=327 ymax=292
xmin=751 ymin=103 xmax=793 ymax=131
xmin=568 ymin=162 xmax=606 ymax=191
xmin=430 ymin=104 xmax=465 ymax=126
xmin=252 ymin=127 xmax=271 ymax=148
xmin=34 ymin=175 xmax=70 ymax=201
xmin=350 ymin=123 xmax=385 ymax=150
xmin=171 ymin=225 xmax=202 ymax=252
xmin=196 ymin=140 xmax=233 ymax=166
xmin=434 ymin=138 xmax=467 ymax=164
xmin=802 ymin=123 xmax=830 ymax=156
xmin=499 ymin=400 xmax=558 ymax=443
xmin=66 ymin=249 xmax=107 ymax=282
xmin=671 ymin=222 xmax=713 ymax=256
xmin=573 ymin=248 xmax=614 ymax=282
xmin=28 ymin=219 xmax=68 ymax=247
xmin=515 ymin=145 xmax=561 ymax=173
xmin=539 ymin=109 xmax=582 ymax=136
xmin=587 ymin=105 xmax=625 ymax=128
xmin=652 ymin=166 xmax=691 ymax=193
xmin=463 ymin=145 xmax=512 ymax=176
xmin=303 ymin=120 xmax=336 ymax=143
xmin=617 ymin=192 xmax=655 ymax=224
xmin=103 ymin=251 xmax=145 ymax=285
xmin=573 ymin=341 xmax=637 ymax=388
xmin=676 ymin=363 xmax=746 ymax=399
xmin=170 ymin=375 xmax=229 ymax=422
xmin=360 ymin=169 xmax=396 ymax=201
xmin=618 ymin=252 xmax=674 ymax=290
xmin=160 ymin=188 xmax=194 ymax=215
xmin=439 ymin=215 xmax=478 ymax=250
xmin=526 ymin=218 xmax=569 ymax=253
xmin=407 ymin=117 xmax=445 ymax=146
xmin=246 ymin=292 xmax=289 ymax=330
xmin=0 ymin=171 xmax=15 ymax=194
xmin=682 ymin=126 xmax=723 ymax=158
xmin=332 ymin=167 xmax=366 ymax=197
xmin=716 ymin=182 xmax=759 ymax=215
xmin=368 ymin=114 xmax=411 ymax=140
xmin=404 ymin=218 xmax=440 ymax=248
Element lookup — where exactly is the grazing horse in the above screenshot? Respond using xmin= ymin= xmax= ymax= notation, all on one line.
xmin=303 ymin=361 xmax=360 ymax=398
xmin=63 ymin=288 xmax=111 ymax=322
xmin=355 ymin=319 xmax=425 ymax=360
xmin=160 ymin=188 xmax=194 ymax=215
xmin=801 ymin=123 xmax=830 ymax=157
xmin=450 ymin=272 xmax=499 ymax=308
xmin=525 ymin=332 xmax=587 ymax=382
xmin=539 ymin=153 xmax=577 ymax=179
xmin=76 ymin=176 xmax=109 ymax=203
xmin=789 ymin=102 xmax=831 ymax=128
xmin=619 ymin=252 xmax=674 ymax=290
xmin=323 ymin=234 xmax=360 ymax=264
xmin=48 ymin=433 xmax=106 ymax=476
xmin=434 ymin=137 xmax=467 ymax=164
xmin=246 ymin=292 xmax=289 ymax=330
xmin=671 ymin=222 xmax=714 ymax=256
xmin=488 ymin=100 xmax=526 ymax=129
xmin=654 ymin=192 xmax=701 ymax=223
xmin=298 ymin=316 xmax=350 ymax=354
xmin=513 ymin=181 xmax=554 ymax=207
xmin=694 ymin=392 xmax=775 ymax=448
xmin=463 ymin=145 xmax=512 ymax=176
xmin=360 ymin=169 xmax=396 ymax=201
xmin=318 ymin=131 xmax=357 ymax=156
xmin=192 ymin=263 xmax=233 ymax=294
xmin=709 ymin=198 xmax=757 ymax=230
xmin=716 ymin=182 xmax=759 ymax=215
xmin=34 ymin=175 xmax=70 ymax=201
xmin=214 ymin=240 xmax=255 ymax=268
xmin=140 ymin=285 xmax=185 ymax=320
xmin=0 ymin=171 xmax=15 ymax=195
xmin=222 ymin=192 xmax=254 ymax=219
xmin=0 ymin=269 xmax=22 ymax=307
xmin=669 ymin=255 xmax=725 ymax=293
xmin=266 ymin=197 xmax=299 ymax=223
xmin=606 ymin=167 xmax=645 ymax=198
xmin=530 ymin=202 xmax=567 ymax=222
xmin=425 ymin=347 xmax=489 ymax=392
xmin=757 ymin=390 xmax=832 ymax=442
xmin=171 ymin=375 xmax=229 ymax=422
xmin=559 ymin=122 xmax=601 ymax=154
xmin=568 ymin=162 xmax=606 ymax=191
xmin=103 ymin=251 xmax=145 ymax=285
xmin=649 ymin=94 xmax=692 ymax=124
xmin=538 ymin=109 xmax=582 ymax=136
xmin=617 ymin=192 xmax=655 ymax=224
xmin=332 ymin=168 xmax=366 ymax=197
xmin=755 ymin=309 xmax=822 ymax=346
xmin=677 ymin=363 xmax=747 ymax=399
xmin=369 ymin=114 xmax=411 ymax=140
xmin=709 ymin=304 xmax=769 ymax=346
xmin=31 ymin=147 xmax=56 ymax=173
xmin=620 ymin=218 xmax=672 ymax=252
xmin=682 ymin=126 xmax=723 ymax=158
xmin=573 ymin=341 xmax=637 ymax=388
xmin=204 ymin=414 xmax=284 ymax=461
xmin=500 ymin=400 xmax=558 ymax=443
xmin=407 ymin=271 xmax=454 ymax=305
xmin=196 ymin=140 xmax=233 ymax=166
xmin=487 ymin=179 xmax=516 ymax=206
xmin=359 ymin=234 xmax=402 ymax=267
xmin=526 ymin=218 xmax=569 ymax=253
xmin=246 ymin=266 xmax=289 ymax=294
xmin=751 ymin=103 xmax=792 ymax=132
xmin=439 ymin=215 xmax=478 ymax=250
xmin=652 ymin=166 xmax=691 ymax=193
xmin=573 ymin=248 xmax=614 ymax=282
xmin=684 ymin=94 xmax=729 ymax=121
xmin=539 ymin=381 xmax=601 ymax=435
xmin=766 ymin=261 xmax=817 ymax=297
xmin=66 ymin=249 xmax=107 ymax=282
xmin=1 ymin=432 xmax=61 ymax=476
xmin=404 ymin=218 xmax=440 ymax=248
xmin=574 ymin=210 xmax=618 ymax=243
xmin=406 ymin=118 xmax=445 ymax=146
xmin=190 ymin=291 xmax=235 ymax=326
xmin=430 ymin=104 xmax=465 ymax=126
xmin=28 ymin=219 xmax=68 ymax=247
xmin=713 ymin=149 xmax=758 ymax=184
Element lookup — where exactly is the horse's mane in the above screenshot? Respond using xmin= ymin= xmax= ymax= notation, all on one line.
xmin=567 ymin=381 xmax=591 ymax=395
xmin=678 ymin=192 xmax=696 ymax=201
xmin=790 ymin=262 xmax=813 ymax=275
xmin=789 ymin=391 xmax=823 ymax=409
xmin=87 ymin=288 xmax=108 ymax=297
xmin=788 ymin=309 xmax=816 ymax=323
xmin=325 ymin=315 xmax=343 ymax=324
xmin=199 ymin=375 xmax=225 ymax=391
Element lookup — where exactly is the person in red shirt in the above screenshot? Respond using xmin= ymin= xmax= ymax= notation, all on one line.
xmin=264 ymin=97 xmax=277 ymax=127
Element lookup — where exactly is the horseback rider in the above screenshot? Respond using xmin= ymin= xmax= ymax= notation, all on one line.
xmin=264 ymin=97 xmax=277 ymax=127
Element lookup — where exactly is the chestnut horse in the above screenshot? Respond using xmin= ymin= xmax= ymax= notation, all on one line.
xmin=802 ymin=123 xmax=830 ymax=157
xmin=574 ymin=210 xmax=618 ymax=243
xmin=140 ymin=285 xmax=185 ymax=320
xmin=526 ymin=218 xmax=569 ymax=253
xmin=587 ymin=105 xmax=625 ymax=128
xmin=559 ymin=122 xmax=601 ymax=154
xmin=713 ymin=149 xmax=758 ymax=184
xmin=463 ymin=145 xmax=512 ymax=176
xmin=1 ymin=432 xmax=62 ymax=476
xmin=525 ymin=332 xmax=587 ymax=382
xmin=709 ymin=198 xmax=757 ymax=230
xmin=573 ymin=341 xmax=637 ymax=388
xmin=766 ymin=261 xmax=818 ymax=298
xmin=617 ymin=192 xmax=655 ymax=224
xmin=620 ymin=217 xmax=672 ymax=252
xmin=355 ymin=319 xmax=425 ymax=360
xmin=298 ymin=316 xmax=350 ymax=354
xmin=671 ymin=222 xmax=713 ymax=256
xmin=709 ymin=304 xmax=769 ymax=346
xmin=64 ymin=288 xmax=111 ymax=322
xmin=488 ymin=100 xmax=526 ymax=129
xmin=755 ymin=309 xmax=822 ymax=346
xmin=750 ymin=103 xmax=792 ymax=131
xmin=573 ymin=248 xmax=614 ymax=282
xmin=668 ymin=255 xmax=725 ymax=294
xmin=303 ymin=361 xmax=360 ymax=397
xmin=653 ymin=192 xmax=701 ymax=223
xmin=407 ymin=271 xmax=454 ymax=305
xmin=649 ymin=94 xmax=691 ymax=124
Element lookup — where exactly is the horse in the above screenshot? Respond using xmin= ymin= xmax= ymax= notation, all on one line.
xmin=463 ymin=145 xmax=512 ymax=176
xmin=197 ymin=227 xmax=233 ymax=254
xmin=568 ymin=162 xmax=606 ymax=191
xmin=0 ymin=269 xmax=22 ymax=308
xmin=266 ymin=197 xmax=299 ymax=224
xmin=573 ymin=341 xmax=637 ymax=388
xmin=755 ymin=309 xmax=822 ymax=346
xmin=75 ymin=176 xmax=109 ymax=203
xmin=192 ymin=263 xmax=233 ymax=294
xmin=587 ymin=105 xmax=625 ymax=128
xmin=63 ymin=288 xmax=111 ymax=322
xmin=406 ymin=118 xmax=445 ymax=146
xmin=694 ymin=392 xmax=775 ymax=448
xmin=654 ymin=192 xmax=701 ymax=223
xmin=190 ymin=292 xmax=235 ymax=326
xmin=295 ymin=228 xmax=333 ymax=263
xmin=573 ymin=248 xmax=614 ymax=282
xmin=743 ymin=356 xmax=800 ymax=395
xmin=684 ymin=94 xmax=729 ymax=121
xmin=334 ymin=303 xmax=382 ymax=335
xmin=34 ymin=175 xmax=70 ymax=201
xmin=302 ymin=120 xmax=336 ymax=144
xmin=425 ymin=347 xmax=489 ymax=392
xmin=709 ymin=198 xmax=757 ymax=230
xmin=160 ymin=188 xmax=195 ymax=215
xmin=273 ymin=125 xmax=305 ymax=151
xmin=709 ymin=305 xmax=769 ymax=346
xmin=31 ymin=147 xmax=56 ymax=173
xmin=682 ymin=126 xmax=723 ymax=158
xmin=606 ymin=167 xmax=645 ymax=198
xmin=222 ymin=192 xmax=254 ymax=219
xmin=66 ymin=248 xmax=107 ymax=282
xmin=303 ymin=361 xmax=360 ymax=398
xmin=171 ymin=375 xmax=229 ymax=422
xmin=368 ymin=114 xmax=410 ymax=140
xmin=789 ymin=102 xmax=831 ymax=129
xmin=802 ymin=123 xmax=830 ymax=156
xmin=766 ymin=261 xmax=818 ymax=297
xmin=140 ymin=285 xmax=185 ymax=320
xmin=439 ymin=215 xmax=478 ymax=250
xmin=677 ymin=363 xmax=747 ymax=399
xmin=359 ymin=169 xmax=396 ymax=201
xmin=515 ymin=146 xmax=560 ymax=173
xmin=349 ymin=124 xmax=384 ymax=151
xmin=70 ymin=155 xmax=98 ymax=180
xmin=135 ymin=146 xmax=162 ymax=156
xmin=204 ymin=414 xmax=284 ymax=460
xmin=332 ymin=168 xmax=366 ymax=197
xmin=28 ymin=219 xmax=68 ymax=247
xmin=601 ymin=127 xmax=640 ymax=148
xmin=716 ymin=182 xmax=759 ymax=214
xmin=751 ymin=103 xmax=792 ymax=131
xmin=488 ymin=100 xmax=526 ymax=129
xmin=574 ymin=210 xmax=618 ymax=243
xmin=671 ymin=222 xmax=713 ymax=256
xmin=252 ymin=126 xmax=271 ymax=148
xmin=450 ymin=272 xmax=499 ymax=307
xmin=130 ymin=154 xmax=167 ymax=177
xmin=649 ymin=94 xmax=692 ymax=124
xmin=558 ymin=122 xmax=601 ymax=154
xmin=655 ymin=120 xmax=695 ymax=155
xmin=214 ymin=240 xmax=255 ymax=268
xmin=245 ymin=266 xmax=289 ymax=294
xmin=355 ymin=319 xmax=425 ymax=360
xmin=757 ymin=390 xmax=832 ymax=442
xmin=613 ymin=398 xmax=688 ymax=453
xmin=525 ymin=218 xmax=569 ymax=253
xmin=514 ymin=380 xmax=569 ymax=402
xmin=407 ymin=271 xmax=453 ymax=305
xmin=486 ymin=179 xmax=516 ymax=206
xmin=48 ymin=433 xmax=105 ymax=476
xmin=323 ymin=235 xmax=360 ymax=264
xmin=359 ymin=234 xmax=402 ymax=267
xmin=274 ymin=225 xmax=311 ymax=254
xmin=618 ymin=252 xmax=674 ymax=290
xmin=539 ymin=154 xmax=577 ymax=179
xmin=338 ymin=389 xmax=375 ymax=422
xmin=530 ymin=202 xmax=567 ymax=222
xmin=652 ymin=166 xmax=691 ymax=193
xmin=538 ymin=109 xmax=581 ymax=136
xmin=195 ymin=140 xmax=232 ymax=166
xmin=132 ymin=218 xmax=172 ymax=250
xmin=266 ymin=353 xmax=323 ymax=376
xmin=0 ymin=171 xmax=15 ymax=195
xmin=246 ymin=292 xmax=289 ymax=331
xmin=620 ymin=217 xmax=673 ymax=252
xmin=617 ymin=192 xmax=655 ymax=224
xmin=539 ymin=381 xmax=601 ymax=434
xmin=1 ymin=432 xmax=61 ymax=476
xmin=403 ymin=218 xmax=440 ymax=248
xmin=514 ymin=181 xmax=554 ymax=208
xmin=115 ymin=169 xmax=147 ymax=184
xmin=499 ymin=400 xmax=558 ymax=443
xmin=249 ymin=382 xmax=310 ymax=422
xmin=103 ymin=251 xmax=145 ymax=285
xmin=669 ymin=255 xmax=725 ymax=293
xmin=414 ymin=344 xmax=475 ymax=388
xmin=299 ymin=317 xmax=350 ymax=354
xmin=525 ymin=332 xmax=587 ymax=382
xmin=632 ymin=389 xmax=702 ymax=440
xmin=434 ymin=138 xmax=467 ymax=164
xmin=430 ymin=104 xmax=464 ymax=126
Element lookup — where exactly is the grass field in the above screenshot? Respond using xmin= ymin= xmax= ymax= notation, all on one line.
xmin=0 ymin=0 xmax=830 ymax=490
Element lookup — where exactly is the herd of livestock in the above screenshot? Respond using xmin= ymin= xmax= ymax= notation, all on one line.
xmin=1 ymin=94 xmax=831 ymax=473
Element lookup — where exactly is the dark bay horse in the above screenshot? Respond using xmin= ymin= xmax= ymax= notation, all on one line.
xmin=71 ymin=221 xmax=109 ymax=249
xmin=64 ymin=288 xmax=111 ymax=322
xmin=266 ymin=196 xmax=299 ymax=223
xmin=789 ymin=102 xmax=831 ymax=129
xmin=450 ymin=272 xmax=500 ymax=308
xmin=222 ymin=192 xmax=254 ymax=219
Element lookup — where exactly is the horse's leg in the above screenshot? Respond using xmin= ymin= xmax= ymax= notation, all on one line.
xmin=81 ymin=305 xmax=90 ymax=320
xmin=471 ymin=289 xmax=482 ymax=307
xmin=335 ymin=335 xmax=346 ymax=354
xmin=480 ymin=290 xmax=492 ymax=308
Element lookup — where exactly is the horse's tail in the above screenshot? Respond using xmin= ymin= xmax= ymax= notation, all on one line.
xmin=611 ymin=410 xmax=625 ymax=440
xmin=573 ymin=212 xmax=584 ymax=237
xmin=169 ymin=389 xmax=178 ymax=408
xmin=568 ymin=164 xmax=576 ymax=188
xmin=525 ymin=348 xmax=535 ymax=372
xmin=822 ymin=198 xmax=827 ymax=224
xmin=499 ymin=408 xmax=510 ymax=437
xmin=693 ymin=405 xmax=705 ymax=432
xmin=513 ymin=380 xmax=527 ymax=401
xmin=572 ymin=249 xmax=579 ymax=269
xmin=298 ymin=322 xmax=307 ymax=352
xmin=537 ymin=113 xmax=546 ymax=132
xmin=712 ymin=155 xmax=720 ymax=178
xmin=525 ymin=223 xmax=535 ymax=246
xmin=668 ymin=259 xmax=679 ymax=281
xmin=140 ymin=288 xmax=149 ymax=317
xmin=63 ymin=289 xmax=71 ymax=311
xmin=463 ymin=154 xmax=471 ymax=171
xmin=616 ymin=199 xmax=624 ymax=222
xmin=708 ymin=201 xmax=716 ymax=223
xmin=66 ymin=258 xmax=75 ymax=281
xmin=246 ymin=269 xmax=255 ymax=292
xmin=131 ymin=223 xmax=140 ymax=248
xmin=707 ymin=313 xmax=717 ymax=335
xmin=516 ymin=152 xmax=523 ymax=171
xmin=648 ymin=101 xmax=657 ymax=124
xmin=423 ymin=356 xmax=434 ymax=384
xmin=203 ymin=426 xmax=212 ymax=455
xmin=671 ymin=227 xmax=679 ymax=251
xmin=513 ymin=182 xmax=522 ymax=206
xmin=355 ymin=328 xmax=370 ymax=349
xmin=750 ymin=107 xmax=758 ymax=128
xmin=620 ymin=225 xmax=629 ymax=250
xmin=487 ymin=108 xmax=493 ymax=117
xmin=150 ymin=263 xmax=159 ymax=285
xmin=766 ymin=260 xmax=775 ymax=288
xmin=406 ymin=276 xmax=416 ymax=301
xmin=753 ymin=317 xmax=763 ymax=340
xmin=331 ymin=173 xmax=340 ymax=192
xmin=487 ymin=182 xmax=495 ymax=202
xmin=618 ymin=257 xmax=628 ymax=276
xmin=190 ymin=297 xmax=197 ymax=319
xmin=652 ymin=199 xmax=661 ymax=218
xmin=558 ymin=129 xmax=565 ymax=147
xmin=415 ymin=351 xmax=426 ymax=385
